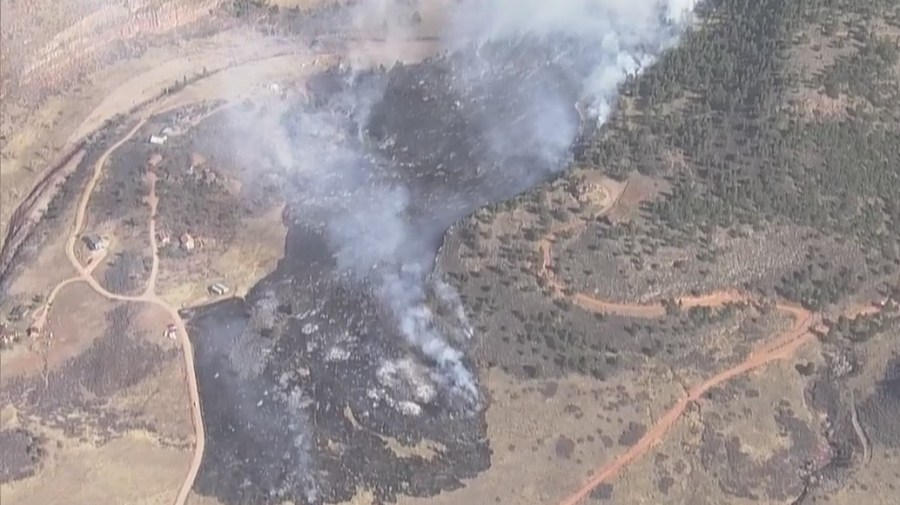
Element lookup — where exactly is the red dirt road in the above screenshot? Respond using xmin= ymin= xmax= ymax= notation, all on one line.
xmin=553 ymin=307 xmax=816 ymax=505
xmin=539 ymin=182 xmax=822 ymax=505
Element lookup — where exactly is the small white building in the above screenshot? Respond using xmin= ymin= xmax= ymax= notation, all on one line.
xmin=149 ymin=135 xmax=168 ymax=145
xmin=208 ymin=283 xmax=229 ymax=296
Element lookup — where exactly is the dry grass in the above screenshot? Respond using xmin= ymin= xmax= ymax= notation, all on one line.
xmin=825 ymin=449 xmax=899 ymax=505
xmin=1 ymin=283 xmax=112 ymax=381
xmin=609 ymin=343 xmax=828 ymax=505
xmin=42 ymin=284 xmax=118 ymax=370
xmin=156 ymin=202 xmax=287 ymax=307
xmin=185 ymin=492 xmax=226 ymax=505
xmin=391 ymin=367 xmax=684 ymax=505
xmin=4 ymin=209 xmax=78 ymax=302
xmin=0 ymin=25 xmax=324 ymax=256
xmin=1 ymin=285 xmax=193 ymax=504
xmin=0 ymin=433 xmax=190 ymax=505
xmin=0 ymin=0 xmax=217 ymax=245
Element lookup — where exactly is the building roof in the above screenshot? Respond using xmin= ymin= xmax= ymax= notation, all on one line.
xmin=209 ymin=282 xmax=229 ymax=294
xmin=83 ymin=234 xmax=108 ymax=251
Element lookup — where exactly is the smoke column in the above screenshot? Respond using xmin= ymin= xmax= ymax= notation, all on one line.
xmin=296 ymin=0 xmax=700 ymax=403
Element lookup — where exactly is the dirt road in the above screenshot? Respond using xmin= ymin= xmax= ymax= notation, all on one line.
xmin=18 ymin=94 xmax=204 ymax=504
xmin=6 ymin=29 xmax=450 ymax=504
xmin=539 ymin=182 xmax=821 ymax=505
xmin=52 ymin=102 xmax=204 ymax=505
xmin=849 ymin=389 xmax=871 ymax=468
xmin=8 ymin=22 xmax=833 ymax=503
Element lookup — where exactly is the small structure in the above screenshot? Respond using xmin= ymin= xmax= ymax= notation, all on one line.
xmin=157 ymin=230 xmax=171 ymax=247
xmin=180 ymin=233 xmax=196 ymax=252
xmin=83 ymin=234 xmax=108 ymax=252
xmin=570 ymin=178 xmax=604 ymax=204
xmin=149 ymin=134 xmax=168 ymax=145
xmin=164 ymin=323 xmax=177 ymax=340
xmin=208 ymin=283 xmax=229 ymax=296
xmin=26 ymin=326 xmax=40 ymax=339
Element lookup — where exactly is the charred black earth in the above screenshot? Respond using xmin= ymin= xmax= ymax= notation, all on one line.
xmin=186 ymin=40 xmax=595 ymax=505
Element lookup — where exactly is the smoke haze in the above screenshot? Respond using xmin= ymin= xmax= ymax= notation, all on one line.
xmin=283 ymin=0 xmax=700 ymax=403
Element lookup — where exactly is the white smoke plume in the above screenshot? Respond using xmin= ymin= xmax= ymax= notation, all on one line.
xmin=326 ymin=184 xmax=480 ymax=399
xmin=304 ymin=0 xmax=701 ymax=404
xmin=433 ymin=277 xmax=474 ymax=339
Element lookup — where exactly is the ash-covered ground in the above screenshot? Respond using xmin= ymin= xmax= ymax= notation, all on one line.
xmin=181 ymin=0 xmax=702 ymax=499
xmin=187 ymin=228 xmax=489 ymax=505
xmin=185 ymin=39 xmax=597 ymax=504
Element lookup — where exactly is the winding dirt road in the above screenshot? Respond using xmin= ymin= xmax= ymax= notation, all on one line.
xmin=539 ymin=186 xmax=822 ymax=505
xmin=31 ymin=105 xmax=204 ymax=505
xmin=10 ymin=27 xmax=850 ymax=505
xmin=8 ymin=32 xmax=450 ymax=505
xmin=849 ymin=389 xmax=871 ymax=468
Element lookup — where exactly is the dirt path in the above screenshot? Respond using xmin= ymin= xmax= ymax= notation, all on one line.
xmin=8 ymin=90 xmax=205 ymax=504
xmin=52 ymin=101 xmax=205 ymax=505
xmin=141 ymin=165 xmax=161 ymax=298
xmin=10 ymin=31 xmax=448 ymax=505
xmin=538 ymin=182 xmax=822 ymax=505
xmin=11 ymin=28 xmax=832 ymax=504
xmin=50 ymin=140 xmax=819 ymax=505
xmin=849 ymin=389 xmax=871 ymax=468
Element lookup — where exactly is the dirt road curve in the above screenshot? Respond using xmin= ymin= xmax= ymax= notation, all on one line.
xmin=26 ymin=103 xmax=205 ymax=505
xmin=14 ymin=31 xmax=839 ymax=504
xmin=68 ymin=115 xmax=204 ymax=505
xmin=9 ymin=32 xmax=449 ymax=505
xmin=540 ymin=188 xmax=822 ymax=505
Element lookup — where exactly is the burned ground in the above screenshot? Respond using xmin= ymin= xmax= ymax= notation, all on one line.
xmin=0 ymin=116 xmax=137 ymax=296
xmin=1 ymin=305 xmax=177 ymax=443
xmin=696 ymin=404 xmax=820 ymax=501
xmin=182 ymin=40 xmax=602 ymax=504
xmin=0 ymin=428 xmax=45 ymax=484
xmin=84 ymin=128 xmax=154 ymax=229
xmin=860 ymin=356 xmax=900 ymax=448
xmin=176 ymin=23 xmax=892 ymax=502
xmin=153 ymin=103 xmax=263 ymax=254
xmin=187 ymin=226 xmax=489 ymax=505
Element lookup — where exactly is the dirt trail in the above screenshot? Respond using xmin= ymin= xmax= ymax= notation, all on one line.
xmin=8 ymin=31 xmax=449 ymax=505
xmin=53 ymin=101 xmax=204 ymax=505
xmin=849 ymin=389 xmax=871 ymax=468
xmin=10 ymin=26 xmax=831 ymax=504
xmin=144 ymin=170 xmax=161 ymax=297
xmin=11 ymin=90 xmax=206 ymax=503
xmin=540 ymin=181 xmax=821 ymax=505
